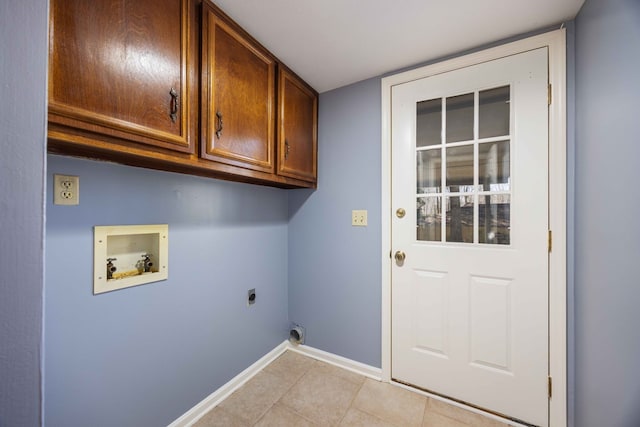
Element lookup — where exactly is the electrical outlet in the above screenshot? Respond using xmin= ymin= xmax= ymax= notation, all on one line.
xmin=351 ymin=210 xmax=367 ymax=226
xmin=54 ymin=174 xmax=79 ymax=205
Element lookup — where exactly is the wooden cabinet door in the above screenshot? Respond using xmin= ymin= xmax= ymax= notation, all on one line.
xmin=201 ymin=3 xmax=276 ymax=174
xmin=277 ymin=68 xmax=318 ymax=183
xmin=48 ymin=0 xmax=196 ymax=153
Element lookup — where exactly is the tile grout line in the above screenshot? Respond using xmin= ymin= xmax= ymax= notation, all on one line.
xmin=252 ymin=353 xmax=316 ymax=426
xmin=345 ymin=378 xmax=415 ymax=427
xmin=419 ymin=395 xmax=428 ymax=427
xmin=277 ymin=364 xmax=321 ymax=426
xmin=335 ymin=376 xmax=367 ymax=425
xmin=259 ymin=354 xmax=320 ymax=426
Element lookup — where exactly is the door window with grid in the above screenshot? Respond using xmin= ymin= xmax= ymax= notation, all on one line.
xmin=416 ymin=86 xmax=511 ymax=244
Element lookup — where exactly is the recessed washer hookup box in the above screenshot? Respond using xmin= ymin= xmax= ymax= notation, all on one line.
xmin=93 ymin=224 xmax=168 ymax=294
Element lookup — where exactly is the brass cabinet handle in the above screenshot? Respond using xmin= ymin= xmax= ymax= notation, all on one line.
xmin=284 ymin=139 xmax=290 ymax=160
xmin=396 ymin=208 xmax=406 ymax=218
xmin=215 ymin=111 xmax=223 ymax=138
xmin=169 ymin=87 xmax=179 ymax=123
xmin=394 ymin=251 xmax=406 ymax=265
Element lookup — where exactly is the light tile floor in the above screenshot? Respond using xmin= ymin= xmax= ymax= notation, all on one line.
xmin=193 ymin=351 xmax=509 ymax=427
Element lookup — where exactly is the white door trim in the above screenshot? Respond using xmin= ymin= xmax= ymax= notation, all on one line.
xmin=381 ymin=29 xmax=567 ymax=426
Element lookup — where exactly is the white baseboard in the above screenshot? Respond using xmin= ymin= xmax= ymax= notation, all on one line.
xmin=286 ymin=343 xmax=382 ymax=381
xmin=168 ymin=341 xmax=289 ymax=427
xmin=167 ymin=341 xmax=382 ymax=426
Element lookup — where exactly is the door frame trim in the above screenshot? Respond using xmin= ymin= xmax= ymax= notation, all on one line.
xmin=380 ymin=29 xmax=567 ymax=427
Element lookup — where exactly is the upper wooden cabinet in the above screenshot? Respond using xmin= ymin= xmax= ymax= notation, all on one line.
xmin=277 ymin=68 xmax=318 ymax=183
xmin=200 ymin=3 xmax=276 ymax=174
xmin=47 ymin=0 xmax=318 ymax=188
xmin=48 ymin=0 xmax=197 ymax=153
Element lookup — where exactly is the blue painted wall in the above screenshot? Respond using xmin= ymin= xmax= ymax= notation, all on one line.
xmin=289 ymin=77 xmax=383 ymax=367
xmin=288 ymin=27 xmax=571 ymax=372
xmin=9 ymin=0 xmax=640 ymax=425
xmin=45 ymin=156 xmax=289 ymax=426
xmin=575 ymin=0 xmax=640 ymax=426
xmin=286 ymin=21 xmax=585 ymax=427
xmin=0 ymin=0 xmax=47 ymax=425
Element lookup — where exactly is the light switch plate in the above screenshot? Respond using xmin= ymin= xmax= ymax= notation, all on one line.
xmin=352 ymin=210 xmax=368 ymax=226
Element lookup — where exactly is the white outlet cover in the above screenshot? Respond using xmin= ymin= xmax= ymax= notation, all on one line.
xmin=53 ymin=174 xmax=79 ymax=205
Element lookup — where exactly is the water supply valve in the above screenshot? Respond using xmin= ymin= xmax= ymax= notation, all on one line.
xmin=106 ymin=258 xmax=117 ymax=280
xmin=141 ymin=254 xmax=153 ymax=273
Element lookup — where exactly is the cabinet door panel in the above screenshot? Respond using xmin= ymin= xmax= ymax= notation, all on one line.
xmin=201 ymin=7 xmax=275 ymax=173
xmin=278 ymin=69 xmax=318 ymax=182
xmin=48 ymin=0 xmax=194 ymax=152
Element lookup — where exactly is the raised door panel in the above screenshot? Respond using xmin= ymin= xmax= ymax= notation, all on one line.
xmin=201 ymin=5 xmax=275 ymax=173
xmin=48 ymin=0 xmax=195 ymax=153
xmin=277 ymin=69 xmax=317 ymax=183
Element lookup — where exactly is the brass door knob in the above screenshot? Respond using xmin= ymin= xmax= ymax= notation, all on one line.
xmin=396 ymin=208 xmax=406 ymax=218
xmin=394 ymin=251 xmax=406 ymax=265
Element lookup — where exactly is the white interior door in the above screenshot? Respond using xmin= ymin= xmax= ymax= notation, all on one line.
xmin=391 ymin=48 xmax=549 ymax=426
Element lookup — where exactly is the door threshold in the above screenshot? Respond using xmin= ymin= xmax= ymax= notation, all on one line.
xmin=391 ymin=378 xmax=538 ymax=427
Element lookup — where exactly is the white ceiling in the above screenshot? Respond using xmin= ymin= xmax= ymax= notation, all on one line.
xmin=212 ymin=0 xmax=585 ymax=93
